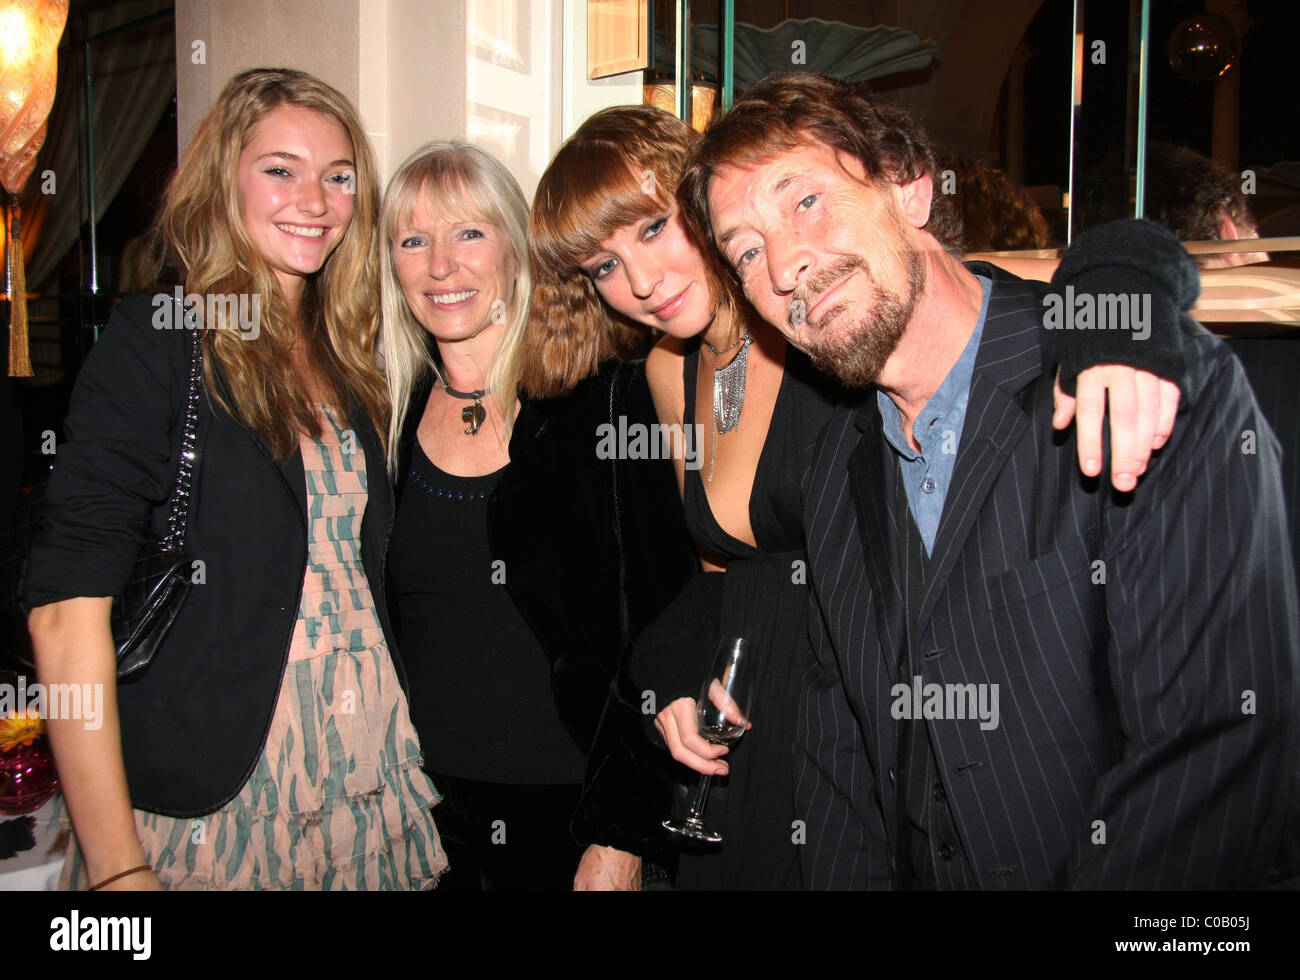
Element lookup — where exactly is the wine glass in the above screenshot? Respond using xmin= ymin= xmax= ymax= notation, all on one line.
xmin=663 ymin=635 xmax=754 ymax=843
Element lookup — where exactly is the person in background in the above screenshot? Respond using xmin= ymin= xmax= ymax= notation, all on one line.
xmin=1085 ymin=141 xmax=1269 ymax=268
xmin=1144 ymin=142 xmax=1269 ymax=267
xmin=934 ymin=153 xmax=1051 ymax=252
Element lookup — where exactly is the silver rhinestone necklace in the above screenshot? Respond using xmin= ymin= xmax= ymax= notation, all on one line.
xmin=701 ymin=331 xmax=753 ymax=482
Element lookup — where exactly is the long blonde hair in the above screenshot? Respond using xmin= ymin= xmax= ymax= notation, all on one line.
xmin=380 ymin=142 xmax=532 ymax=476
xmin=159 ymin=67 xmax=388 ymax=459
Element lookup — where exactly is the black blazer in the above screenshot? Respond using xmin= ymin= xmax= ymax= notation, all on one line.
xmin=393 ymin=359 xmax=697 ymax=853
xmin=26 ymin=293 xmax=399 ymax=816
xmin=796 ymin=266 xmax=1300 ymax=889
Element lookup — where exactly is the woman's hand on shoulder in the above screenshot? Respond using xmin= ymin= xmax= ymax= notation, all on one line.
xmin=573 ymin=845 xmax=642 ymax=891
xmin=655 ymin=696 xmax=730 ymax=776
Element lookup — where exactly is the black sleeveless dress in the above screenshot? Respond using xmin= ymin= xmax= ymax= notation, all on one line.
xmin=674 ymin=342 xmax=840 ymax=890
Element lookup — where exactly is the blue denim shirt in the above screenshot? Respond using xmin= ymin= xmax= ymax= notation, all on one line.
xmin=876 ymin=275 xmax=992 ymax=556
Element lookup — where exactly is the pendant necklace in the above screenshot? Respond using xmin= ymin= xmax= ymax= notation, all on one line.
xmin=701 ymin=330 xmax=753 ymax=482
xmin=442 ymin=381 xmax=491 ymax=435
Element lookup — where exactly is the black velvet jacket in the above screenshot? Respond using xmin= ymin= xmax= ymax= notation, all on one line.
xmin=393 ymin=358 xmax=697 ymax=854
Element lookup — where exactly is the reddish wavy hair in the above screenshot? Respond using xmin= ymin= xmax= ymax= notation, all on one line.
xmin=526 ymin=104 xmax=732 ymax=397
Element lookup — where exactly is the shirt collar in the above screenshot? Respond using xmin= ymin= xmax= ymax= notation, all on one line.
xmin=875 ymin=274 xmax=992 ymax=457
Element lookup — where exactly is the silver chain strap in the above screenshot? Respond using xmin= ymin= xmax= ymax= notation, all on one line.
xmin=162 ymin=325 xmax=203 ymax=553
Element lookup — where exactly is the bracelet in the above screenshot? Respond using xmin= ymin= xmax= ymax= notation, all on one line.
xmin=87 ymin=864 xmax=152 ymax=891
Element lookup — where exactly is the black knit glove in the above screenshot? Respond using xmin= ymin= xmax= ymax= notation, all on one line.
xmin=1047 ymin=219 xmax=1198 ymax=397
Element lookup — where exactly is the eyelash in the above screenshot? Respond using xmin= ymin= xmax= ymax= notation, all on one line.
xmin=397 ymin=229 xmax=485 ymax=249
xmin=262 ymin=167 xmax=353 ymax=185
xmin=727 ymin=196 xmax=812 ymax=270
xmin=588 ymin=216 xmax=668 ymax=280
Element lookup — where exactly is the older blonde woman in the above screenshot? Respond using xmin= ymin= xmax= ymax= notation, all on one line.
xmin=381 ymin=142 xmax=694 ymax=890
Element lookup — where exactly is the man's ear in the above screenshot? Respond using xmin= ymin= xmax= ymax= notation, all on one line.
xmin=1216 ymin=212 xmax=1259 ymax=241
xmin=896 ymin=172 xmax=934 ymax=229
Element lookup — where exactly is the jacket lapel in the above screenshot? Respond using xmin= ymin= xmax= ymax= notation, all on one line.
xmin=915 ymin=270 xmax=1047 ymax=633
xmin=209 ymin=352 xmax=307 ymax=520
xmin=847 ymin=404 xmax=907 ymax=676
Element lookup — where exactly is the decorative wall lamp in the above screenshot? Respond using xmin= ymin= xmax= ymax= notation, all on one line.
xmin=0 ymin=0 xmax=68 ymax=377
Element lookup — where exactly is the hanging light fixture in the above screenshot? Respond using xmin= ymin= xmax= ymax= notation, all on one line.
xmin=0 ymin=0 xmax=68 ymax=377
xmin=1168 ymin=12 xmax=1237 ymax=83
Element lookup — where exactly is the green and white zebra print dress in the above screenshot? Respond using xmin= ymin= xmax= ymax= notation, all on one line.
xmin=57 ymin=407 xmax=447 ymax=890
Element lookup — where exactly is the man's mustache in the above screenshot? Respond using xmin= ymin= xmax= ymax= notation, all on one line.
xmin=791 ymin=256 xmax=868 ymax=326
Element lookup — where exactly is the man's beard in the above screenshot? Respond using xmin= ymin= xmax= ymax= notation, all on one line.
xmin=799 ymin=238 xmax=925 ymax=389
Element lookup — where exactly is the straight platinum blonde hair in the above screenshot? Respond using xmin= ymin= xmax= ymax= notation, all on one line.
xmin=380 ymin=141 xmax=532 ymax=476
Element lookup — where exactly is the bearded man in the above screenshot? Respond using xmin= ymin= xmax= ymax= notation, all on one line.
xmin=678 ymin=72 xmax=1299 ymax=889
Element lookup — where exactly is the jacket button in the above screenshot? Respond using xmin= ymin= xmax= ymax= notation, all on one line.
xmin=888 ymin=768 xmax=896 ymax=785
xmin=937 ymin=841 xmax=956 ymax=861
xmin=931 ymin=782 xmax=945 ymax=802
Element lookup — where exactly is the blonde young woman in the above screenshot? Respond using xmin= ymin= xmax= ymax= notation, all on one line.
xmin=26 ymin=68 xmax=445 ymax=890
xmin=529 ymin=104 xmax=1187 ymax=889
xmin=380 ymin=143 xmax=693 ymax=890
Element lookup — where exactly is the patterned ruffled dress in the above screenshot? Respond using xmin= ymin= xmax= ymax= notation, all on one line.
xmin=57 ymin=407 xmax=446 ymax=890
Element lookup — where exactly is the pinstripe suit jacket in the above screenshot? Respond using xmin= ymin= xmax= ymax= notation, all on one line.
xmin=796 ymin=265 xmax=1300 ymax=889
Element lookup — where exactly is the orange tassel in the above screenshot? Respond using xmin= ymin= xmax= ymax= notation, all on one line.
xmin=7 ymin=195 xmax=31 ymax=378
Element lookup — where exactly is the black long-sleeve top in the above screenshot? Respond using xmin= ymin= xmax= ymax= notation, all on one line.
xmin=391 ymin=357 xmax=698 ymax=854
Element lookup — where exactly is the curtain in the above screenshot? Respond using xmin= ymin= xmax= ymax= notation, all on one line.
xmin=19 ymin=0 xmax=175 ymax=293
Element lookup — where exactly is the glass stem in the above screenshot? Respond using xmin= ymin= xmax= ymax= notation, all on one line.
xmin=687 ymin=772 xmax=713 ymax=821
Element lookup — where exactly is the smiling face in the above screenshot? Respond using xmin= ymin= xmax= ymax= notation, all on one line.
xmin=708 ymin=141 xmax=927 ymax=387
xmin=391 ymin=191 xmax=519 ymax=349
xmin=236 ymin=104 xmax=356 ymax=300
xmin=580 ymin=203 xmax=716 ymax=339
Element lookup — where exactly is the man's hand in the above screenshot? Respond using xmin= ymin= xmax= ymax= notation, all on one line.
xmin=654 ymin=696 xmax=731 ymax=776
xmin=1053 ymin=364 xmax=1180 ymax=492
xmin=573 ymin=845 xmax=642 ymax=890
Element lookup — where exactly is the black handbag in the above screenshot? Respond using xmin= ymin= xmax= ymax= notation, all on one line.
xmin=0 ymin=322 xmax=204 ymax=678
xmin=111 ymin=325 xmax=204 ymax=681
